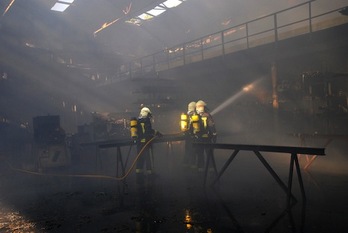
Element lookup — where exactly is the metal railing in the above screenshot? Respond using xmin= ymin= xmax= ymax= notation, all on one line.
xmin=112 ymin=1 xmax=348 ymax=81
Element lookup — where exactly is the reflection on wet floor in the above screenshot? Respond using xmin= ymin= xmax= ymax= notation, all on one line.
xmin=130 ymin=169 xmax=347 ymax=233
xmin=129 ymin=170 xmax=306 ymax=233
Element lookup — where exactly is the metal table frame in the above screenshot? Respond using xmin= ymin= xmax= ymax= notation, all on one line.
xmin=193 ymin=142 xmax=325 ymax=206
xmin=82 ymin=134 xmax=186 ymax=178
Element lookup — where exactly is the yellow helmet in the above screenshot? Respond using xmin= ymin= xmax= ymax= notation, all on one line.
xmin=140 ymin=107 xmax=152 ymax=117
xmin=196 ymin=100 xmax=206 ymax=113
xmin=187 ymin=101 xmax=196 ymax=112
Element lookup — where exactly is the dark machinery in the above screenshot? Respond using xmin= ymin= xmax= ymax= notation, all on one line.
xmin=32 ymin=115 xmax=70 ymax=170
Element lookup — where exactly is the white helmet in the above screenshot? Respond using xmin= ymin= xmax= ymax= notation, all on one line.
xmin=187 ymin=101 xmax=196 ymax=112
xmin=140 ymin=107 xmax=152 ymax=117
xmin=196 ymin=100 xmax=206 ymax=113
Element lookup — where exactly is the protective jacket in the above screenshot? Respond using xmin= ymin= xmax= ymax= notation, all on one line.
xmin=197 ymin=111 xmax=217 ymax=142
xmin=137 ymin=116 xmax=155 ymax=143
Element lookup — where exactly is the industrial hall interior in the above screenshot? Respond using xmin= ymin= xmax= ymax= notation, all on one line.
xmin=1 ymin=0 xmax=348 ymax=232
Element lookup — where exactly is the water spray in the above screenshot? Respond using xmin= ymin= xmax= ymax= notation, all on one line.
xmin=210 ymin=78 xmax=263 ymax=116
xmin=210 ymin=90 xmax=244 ymax=116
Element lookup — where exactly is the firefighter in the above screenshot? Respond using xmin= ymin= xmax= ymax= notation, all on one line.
xmin=132 ymin=107 xmax=162 ymax=185
xmin=181 ymin=101 xmax=197 ymax=168
xmin=194 ymin=100 xmax=217 ymax=172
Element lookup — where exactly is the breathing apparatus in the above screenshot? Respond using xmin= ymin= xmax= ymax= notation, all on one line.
xmin=191 ymin=114 xmax=201 ymax=135
xmin=180 ymin=113 xmax=189 ymax=132
xmin=130 ymin=117 xmax=138 ymax=139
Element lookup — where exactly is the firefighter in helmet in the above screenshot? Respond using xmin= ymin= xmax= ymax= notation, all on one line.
xmin=131 ymin=107 xmax=162 ymax=185
xmin=181 ymin=101 xmax=197 ymax=168
xmin=194 ymin=100 xmax=217 ymax=172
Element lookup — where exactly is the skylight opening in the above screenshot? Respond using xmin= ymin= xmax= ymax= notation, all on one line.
xmin=147 ymin=6 xmax=166 ymax=17
xmin=125 ymin=0 xmax=186 ymax=25
xmin=51 ymin=0 xmax=74 ymax=12
xmin=161 ymin=0 xmax=183 ymax=8
xmin=51 ymin=3 xmax=70 ymax=12
xmin=59 ymin=0 xmax=74 ymax=3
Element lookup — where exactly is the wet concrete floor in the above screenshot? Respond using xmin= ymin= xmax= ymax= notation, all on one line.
xmin=0 ymin=141 xmax=348 ymax=233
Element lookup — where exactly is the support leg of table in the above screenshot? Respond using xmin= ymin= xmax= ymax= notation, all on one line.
xmin=288 ymin=153 xmax=306 ymax=207
xmin=116 ymin=146 xmax=127 ymax=194
xmin=204 ymin=153 xmax=210 ymax=186
xmin=254 ymin=150 xmax=296 ymax=203
xmin=288 ymin=153 xmax=295 ymax=207
xmin=294 ymin=153 xmax=306 ymax=202
xmin=116 ymin=146 xmax=125 ymax=176
xmin=211 ymin=150 xmax=239 ymax=186
xmin=96 ymin=145 xmax=101 ymax=172
xmin=204 ymin=150 xmax=218 ymax=186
